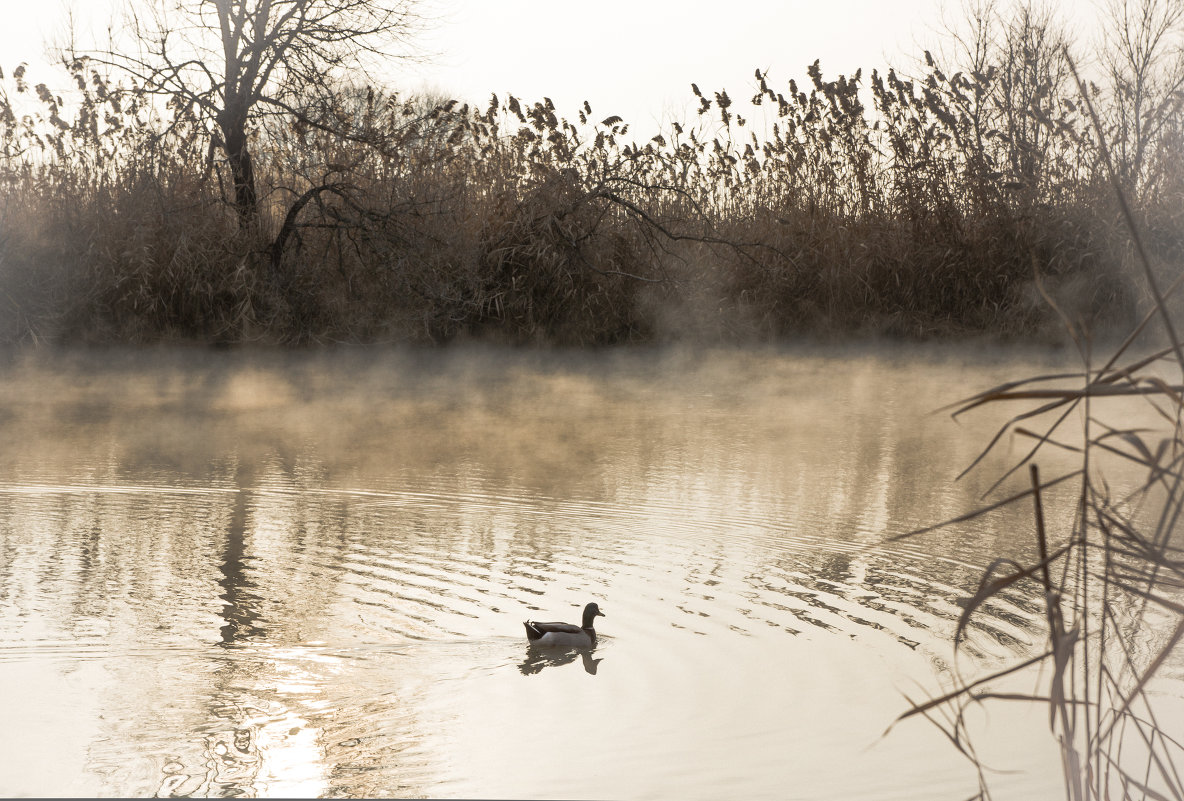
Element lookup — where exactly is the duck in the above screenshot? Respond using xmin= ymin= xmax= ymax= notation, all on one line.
xmin=524 ymin=602 xmax=605 ymax=648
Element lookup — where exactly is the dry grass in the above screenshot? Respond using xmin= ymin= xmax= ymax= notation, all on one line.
xmin=0 ymin=5 xmax=1178 ymax=345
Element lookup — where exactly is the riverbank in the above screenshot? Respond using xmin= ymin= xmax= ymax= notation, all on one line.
xmin=2 ymin=13 xmax=1179 ymax=347
xmin=0 ymin=164 xmax=1151 ymax=348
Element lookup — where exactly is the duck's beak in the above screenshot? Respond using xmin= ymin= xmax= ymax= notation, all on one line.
xmin=598 ymin=609 xmax=606 ymax=617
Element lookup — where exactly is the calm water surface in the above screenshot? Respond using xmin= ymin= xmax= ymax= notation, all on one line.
xmin=0 ymin=345 xmax=1180 ymax=799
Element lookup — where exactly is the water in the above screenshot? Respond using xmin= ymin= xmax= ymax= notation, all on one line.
xmin=0 ymin=344 xmax=1178 ymax=798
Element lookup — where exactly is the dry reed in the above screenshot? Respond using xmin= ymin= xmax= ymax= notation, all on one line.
xmin=887 ymin=52 xmax=1184 ymax=800
xmin=0 ymin=3 xmax=1178 ymax=345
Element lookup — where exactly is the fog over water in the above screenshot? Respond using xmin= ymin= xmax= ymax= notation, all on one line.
xmin=0 ymin=343 xmax=1180 ymax=798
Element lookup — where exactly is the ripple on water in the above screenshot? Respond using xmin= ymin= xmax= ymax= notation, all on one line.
xmin=264 ymin=481 xmax=1047 ymax=669
xmin=0 ymin=347 xmax=1121 ymax=800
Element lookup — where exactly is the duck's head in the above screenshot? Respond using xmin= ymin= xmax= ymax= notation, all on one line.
xmin=582 ymin=602 xmax=605 ymax=628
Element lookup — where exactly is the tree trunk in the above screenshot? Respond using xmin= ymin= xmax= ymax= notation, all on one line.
xmin=219 ymin=111 xmax=258 ymax=228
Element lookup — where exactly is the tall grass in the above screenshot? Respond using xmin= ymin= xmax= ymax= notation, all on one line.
xmin=889 ymin=56 xmax=1184 ymax=800
xmin=0 ymin=5 xmax=1178 ymax=344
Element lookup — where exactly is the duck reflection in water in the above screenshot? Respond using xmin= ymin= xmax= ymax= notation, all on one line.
xmin=520 ymin=646 xmax=604 ymax=675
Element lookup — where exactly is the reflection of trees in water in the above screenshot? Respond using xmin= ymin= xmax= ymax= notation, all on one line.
xmin=152 ymin=475 xmax=271 ymax=799
xmin=738 ymin=543 xmax=1045 ymax=660
xmin=170 ymin=456 xmax=339 ymax=795
xmin=159 ymin=451 xmax=446 ymax=798
xmin=157 ymin=726 xmax=261 ymax=797
xmin=313 ymin=676 xmax=438 ymax=798
xmin=219 ymin=462 xmax=264 ymax=645
xmin=148 ymin=460 xmax=270 ymax=796
xmin=0 ymin=350 xmax=1117 ymax=796
xmin=0 ymin=452 xmax=362 ymax=796
xmin=152 ymin=645 xmax=443 ymax=799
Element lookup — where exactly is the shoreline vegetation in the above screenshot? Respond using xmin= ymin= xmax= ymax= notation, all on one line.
xmin=0 ymin=2 xmax=1181 ymax=347
xmin=894 ymin=52 xmax=1184 ymax=792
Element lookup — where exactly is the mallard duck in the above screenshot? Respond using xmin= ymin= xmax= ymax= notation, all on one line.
xmin=524 ymin=602 xmax=605 ymax=648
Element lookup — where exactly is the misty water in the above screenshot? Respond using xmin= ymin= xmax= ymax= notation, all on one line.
xmin=1 ymin=345 xmax=1181 ymax=799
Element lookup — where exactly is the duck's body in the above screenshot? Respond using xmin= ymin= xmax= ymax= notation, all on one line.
xmin=524 ymin=602 xmax=605 ymax=648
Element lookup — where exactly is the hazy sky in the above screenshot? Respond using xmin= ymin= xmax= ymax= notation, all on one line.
xmin=2 ymin=0 xmax=1096 ymax=129
xmin=415 ymin=0 xmax=949 ymax=127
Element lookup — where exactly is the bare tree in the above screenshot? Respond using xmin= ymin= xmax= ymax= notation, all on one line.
xmin=994 ymin=3 xmax=1073 ymax=185
xmin=933 ymin=1 xmax=1075 ymax=190
xmin=86 ymin=0 xmax=421 ymax=227
xmin=1100 ymin=0 xmax=1184 ymax=193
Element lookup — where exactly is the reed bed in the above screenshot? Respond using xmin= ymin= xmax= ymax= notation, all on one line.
xmin=0 ymin=9 xmax=1179 ymax=344
xmin=890 ymin=58 xmax=1184 ymax=799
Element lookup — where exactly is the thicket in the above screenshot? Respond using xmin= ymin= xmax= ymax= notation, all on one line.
xmin=0 ymin=2 xmax=1180 ymax=345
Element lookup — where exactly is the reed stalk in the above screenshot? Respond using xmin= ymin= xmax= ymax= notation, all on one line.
xmin=889 ymin=51 xmax=1184 ymax=800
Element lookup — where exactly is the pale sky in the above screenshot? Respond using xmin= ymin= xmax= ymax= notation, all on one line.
xmin=2 ymin=0 xmax=1099 ymax=132
xmin=413 ymin=0 xmax=950 ymax=129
